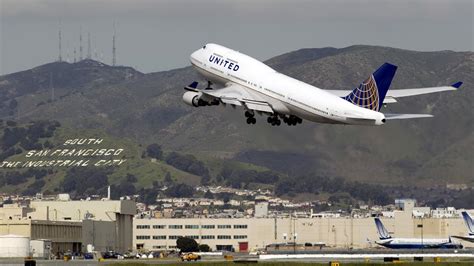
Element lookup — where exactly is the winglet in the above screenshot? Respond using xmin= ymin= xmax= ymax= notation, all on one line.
xmin=189 ymin=81 xmax=199 ymax=89
xmin=451 ymin=81 xmax=463 ymax=89
xmin=184 ymin=81 xmax=199 ymax=91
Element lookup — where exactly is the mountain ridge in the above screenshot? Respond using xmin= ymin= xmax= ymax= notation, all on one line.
xmin=1 ymin=45 xmax=472 ymax=187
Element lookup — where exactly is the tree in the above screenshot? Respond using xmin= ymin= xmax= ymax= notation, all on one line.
xmin=146 ymin=144 xmax=163 ymax=160
xmin=164 ymin=172 xmax=173 ymax=185
xmin=198 ymin=244 xmax=211 ymax=252
xmin=176 ymin=237 xmax=198 ymax=253
xmin=200 ymin=175 xmax=210 ymax=186
xmin=166 ymin=184 xmax=194 ymax=198
xmin=204 ymin=190 xmax=214 ymax=199
xmin=126 ymin=174 xmax=138 ymax=183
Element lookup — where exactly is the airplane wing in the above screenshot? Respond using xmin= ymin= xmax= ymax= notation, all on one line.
xmin=383 ymin=113 xmax=433 ymax=120
xmin=185 ymin=82 xmax=274 ymax=113
xmin=451 ymin=236 xmax=474 ymax=243
xmin=326 ymin=82 xmax=462 ymax=104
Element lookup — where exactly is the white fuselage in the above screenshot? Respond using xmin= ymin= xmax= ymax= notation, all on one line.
xmin=376 ymin=238 xmax=461 ymax=249
xmin=190 ymin=43 xmax=386 ymax=125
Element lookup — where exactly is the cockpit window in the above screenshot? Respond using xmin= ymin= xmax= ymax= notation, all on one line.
xmin=203 ymin=45 xmax=206 ymax=49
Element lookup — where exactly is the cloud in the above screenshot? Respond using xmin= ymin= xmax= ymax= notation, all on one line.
xmin=2 ymin=0 xmax=469 ymax=22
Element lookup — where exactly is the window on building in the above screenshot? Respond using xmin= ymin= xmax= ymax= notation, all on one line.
xmin=217 ymin=235 xmax=232 ymax=239
xmin=136 ymin=225 xmax=151 ymax=229
xmin=152 ymin=235 xmax=166 ymax=240
xmin=202 ymin=225 xmax=215 ymax=229
xmin=185 ymin=225 xmax=199 ymax=229
xmin=153 ymin=225 xmax=166 ymax=229
xmin=152 ymin=245 xmax=166 ymax=249
xmin=136 ymin=235 xmax=150 ymax=240
xmin=169 ymin=235 xmax=182 ymax=240
xmin=234 ymin=235 xmax=247 ymax=239
xmin=218 ymin=225 xmax=231 ymax=229
xmin=185 ymin=235 xmax=199 ymax=239
xmin=169 ymin=225 xmax=183 ymax=229
xmin=233 ymin=225 xmax=248 ymax=229
xmin=201 ymin=235 xmax=215 ymax=239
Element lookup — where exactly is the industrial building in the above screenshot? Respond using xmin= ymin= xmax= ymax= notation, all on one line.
xmin=133 ymin=203 xmax=474 ymax=252
xmin=0 ymin=196 xmax=135 ymax=257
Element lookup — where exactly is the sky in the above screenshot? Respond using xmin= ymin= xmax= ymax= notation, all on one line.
xmin=1 ymin=0 xmax=473 ymax=75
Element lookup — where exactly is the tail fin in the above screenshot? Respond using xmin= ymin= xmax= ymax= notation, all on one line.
xmin=344 ymin=63 xmax=397 ymax=111
xmin=461 ymin=211 xmax=474 ymax=235
xmin=374 ymin=218 xmax=392 ymax=240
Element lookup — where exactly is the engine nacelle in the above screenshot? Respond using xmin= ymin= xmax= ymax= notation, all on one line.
xmin=182 ymin=91 xmax=200 ymax=107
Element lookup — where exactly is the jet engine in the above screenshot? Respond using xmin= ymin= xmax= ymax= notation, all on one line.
xmin=182 ymin=91 xmax=200 ymax=107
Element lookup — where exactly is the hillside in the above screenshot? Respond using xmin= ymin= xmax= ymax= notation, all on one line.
xmin=0 ymin=46 xmax=472 ymax=189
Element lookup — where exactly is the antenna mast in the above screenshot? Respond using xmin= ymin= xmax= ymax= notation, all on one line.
xmin=112 ymin=22 xmax=116 ymax=66
xmin=79 ymin=27 xmax=83 ymax=61
xmin=87 ymin=32 xmax=91 ymax=59
xmin=58 ymin=21 xmax=62 ymax=62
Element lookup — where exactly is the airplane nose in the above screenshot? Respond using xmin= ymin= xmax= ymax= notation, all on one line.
xmin=190 ymin=51 xmax=199 ymax=63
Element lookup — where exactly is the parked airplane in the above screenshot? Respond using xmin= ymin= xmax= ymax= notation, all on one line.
xmin=452 ymin=211 xmax=474 ymax=243
xmin=374 ymin=218 xmax=463 ymax=249
xmin=183 ymin=43 xmax=462 ymax=126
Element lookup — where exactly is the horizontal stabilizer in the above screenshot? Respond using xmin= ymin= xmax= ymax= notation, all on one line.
xmin=384 ymin=113 xmax=433 ymax=120
xmin=388 ymin=86 xmax=457 ymax=98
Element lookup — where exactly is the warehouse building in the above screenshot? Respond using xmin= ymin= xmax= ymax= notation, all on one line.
xmin=0 ymin=197 xmax=135 ymax=256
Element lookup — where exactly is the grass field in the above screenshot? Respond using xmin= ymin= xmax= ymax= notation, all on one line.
xmin=107 ymin=261 xmax=474 ymax=266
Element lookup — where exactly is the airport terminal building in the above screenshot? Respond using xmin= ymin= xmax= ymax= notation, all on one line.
xmin=133 ymin=205 xmax=474 ymax=252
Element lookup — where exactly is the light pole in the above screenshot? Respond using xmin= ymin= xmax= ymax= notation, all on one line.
xmin=293 ymin=215 xmax=297 ymax=254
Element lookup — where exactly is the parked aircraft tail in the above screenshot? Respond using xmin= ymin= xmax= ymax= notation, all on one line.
xmin=344 ymin=63 xmax=397 ymax=111
xmin=461 ymin=211 xmax=474 ymax=235
xmin=374 ymin=217 xmax=392 ymax=240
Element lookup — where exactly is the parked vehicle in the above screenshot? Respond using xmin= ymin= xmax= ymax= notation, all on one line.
xmin=181 ymin=253 xmax=201 ymax=261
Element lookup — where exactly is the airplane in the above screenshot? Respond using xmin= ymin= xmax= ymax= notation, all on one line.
xmin=452 ymin=211 xmax=474 ymax=243
xmin=183 ymin=43 xmax=462 ymax=126
xmin=373 ymin=218 xmax=463 ymax=249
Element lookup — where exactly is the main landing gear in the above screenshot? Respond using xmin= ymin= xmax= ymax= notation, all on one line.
xmin=266 ymin=114 xmax=302 ymax=126
xmin=245 ymin=111 xmax=256 ymax=124
xmin=244 ymin=112 xmax=303 ymax=126
xmin=267 ymin=115 xmax=281 ymax=126
xmin=283 ymin=115 xmax=302 ymax=126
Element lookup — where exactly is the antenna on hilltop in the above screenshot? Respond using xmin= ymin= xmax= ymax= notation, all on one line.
xmin=50 ymin=72 xmax=55 ymax=102
xmin=112 ymin=22 xmax=116 ymax=66
xmin=74 ymin=48 xmax=77 ymax=63
xmin=87 ymin=32 xmax=91 ymax=59
xmin=58 ymin=21 xmax=62 ymax=62
xmin=79 ymin=27 xmax=83 ymax=61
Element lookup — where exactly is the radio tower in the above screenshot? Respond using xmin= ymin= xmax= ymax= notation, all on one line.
xmin=112 ymin=22 xmax=116 ymax=66
xmin=74 ymin=48 xmax=77 ymax=63
xmin=79 ymin=27 xmax=83 ymax=61
xmin=87 ymin=32 xmax=91 ymax=59
xmin=58 ymin=22 xmax=62 ymax=62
